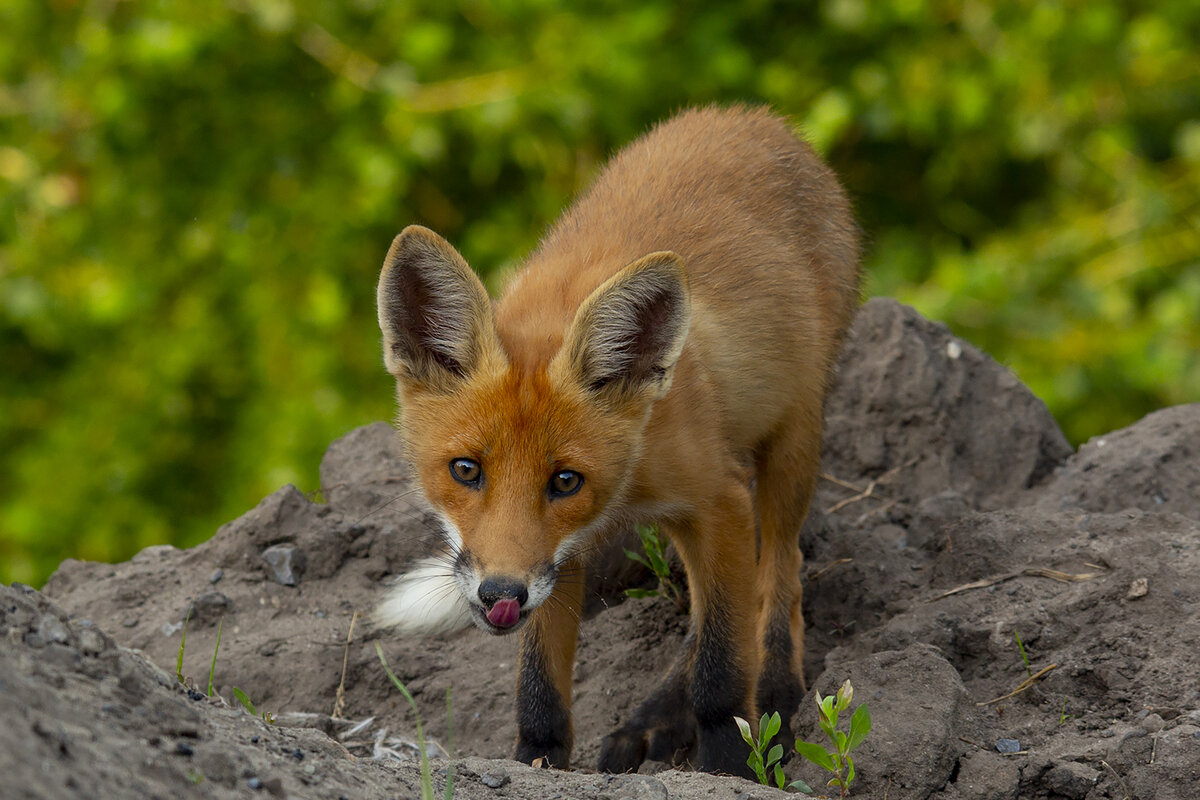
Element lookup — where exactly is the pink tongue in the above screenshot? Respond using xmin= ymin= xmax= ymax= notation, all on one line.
xmin=486 ymin=597 xmax=521 ymax=628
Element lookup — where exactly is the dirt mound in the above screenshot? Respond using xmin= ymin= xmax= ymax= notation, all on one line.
xmin=18 ymin=298 xmax=1200 ymax=799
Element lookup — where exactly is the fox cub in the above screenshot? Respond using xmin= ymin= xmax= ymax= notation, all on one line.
xmin=375 ymin=106 xmax=859 ymax=776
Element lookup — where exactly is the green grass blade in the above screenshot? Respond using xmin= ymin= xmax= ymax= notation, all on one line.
xmin=207 ymin=617 xmax=223 ymax=697
xmin=232 ymin=687 xmax=257 ymax=716
xmin=176 ymin=609 xmax=190 ymax=684
xmin=375 ymin=642 xmax=419 ymax=713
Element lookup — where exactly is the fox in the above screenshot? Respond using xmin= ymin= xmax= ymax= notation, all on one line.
xmin=374 ymin=105 xmax=860 ymax=777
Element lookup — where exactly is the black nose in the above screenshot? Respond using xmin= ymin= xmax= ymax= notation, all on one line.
xmin=478 ymin=577 xmax=528 ymax=608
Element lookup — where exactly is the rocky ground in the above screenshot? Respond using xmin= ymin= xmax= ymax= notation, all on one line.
xmin=5 ymin=298 xmax=1198 ymax=799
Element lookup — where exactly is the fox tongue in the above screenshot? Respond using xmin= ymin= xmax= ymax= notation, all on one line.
xmin=486 ymin=598 xmax=521 ymax=628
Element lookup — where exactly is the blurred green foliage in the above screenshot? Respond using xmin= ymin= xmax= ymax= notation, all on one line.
xmin=2 ymin=0 xmax=1198 ymax=586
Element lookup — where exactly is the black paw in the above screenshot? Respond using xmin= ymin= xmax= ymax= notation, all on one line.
xmin=598 ymin=728 xmax=647 ymax=773
xmin=514 ymin=739 xmax=569 ymax=769
xmin=696 ymin=722 xmax=756 ymax=779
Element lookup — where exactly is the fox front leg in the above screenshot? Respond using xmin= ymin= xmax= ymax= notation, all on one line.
xmin=514 ymin=561 xmax=584 ymax=768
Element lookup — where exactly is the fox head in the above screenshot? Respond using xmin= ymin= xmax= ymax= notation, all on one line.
xmin=377 ymin=225 xmax=690 ymax=635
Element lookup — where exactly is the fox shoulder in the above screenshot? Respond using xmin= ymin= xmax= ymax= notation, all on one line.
xmin=374 ymin=554 xmax=473 ymax=636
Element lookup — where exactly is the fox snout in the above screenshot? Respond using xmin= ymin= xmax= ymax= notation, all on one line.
xmin=458 ymin=557 xmax=557 ymax=635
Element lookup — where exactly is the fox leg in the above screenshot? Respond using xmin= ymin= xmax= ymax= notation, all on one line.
xmin=754 ymin=405 xmax=823 ymax=734
xmin=671 ymin=478 xmax=761 ymax=777
xmin=514 ymin=558 xmax=585 ymax=768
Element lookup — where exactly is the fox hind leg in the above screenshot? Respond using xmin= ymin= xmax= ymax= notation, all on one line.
xmin=754 ymin=404 xmax=824 ymax=738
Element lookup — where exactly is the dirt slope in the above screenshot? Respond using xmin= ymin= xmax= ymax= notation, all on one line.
xmin=9 ymin=298 xmax=1198 ymax=799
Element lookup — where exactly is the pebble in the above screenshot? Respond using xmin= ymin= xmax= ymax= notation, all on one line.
xmin=247 ymin=777 xmax=262 ymax=790
xmin=209 ymin=568 xmax=224 ymax=584
xmin=480 ymin=770 xmax=510 ymax=789
xmin=122 ymin=617 xmax=139 ymax=628
xmin=1139 ymin=713 xmax=1165 ymax=733
xmin=175 ymin=742 xmax=195 ymax=756
xmin=995 ymin=738 xmax=1021 ymax=754
xmin=262 ymin=544 xmax=306 ymax=586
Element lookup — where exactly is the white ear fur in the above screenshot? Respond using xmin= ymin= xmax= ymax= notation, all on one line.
xmin=374 ymin=554 xmax=473 ymax=636
xmin=560 ymin=252 xmax=691 ymax=397
xmin=377 ymin=225 xmax=500 ymax=387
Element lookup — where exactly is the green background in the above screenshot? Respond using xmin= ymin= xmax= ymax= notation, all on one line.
xmin=3 ymin=0 xmax=1198 ymax=586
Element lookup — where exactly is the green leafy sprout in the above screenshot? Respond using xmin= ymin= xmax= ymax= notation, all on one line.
xmin=737 ymin=679 xmax=872 ymax=796
xmin=796 ymin=680 xmax=872 ymax=797
xmin=623 ymin=524 xmax=683 ymax=608
xmin=735 ymin=711 xmax=793 ymax=790
xmin=375 ymin=641 xmax=454 ymax=800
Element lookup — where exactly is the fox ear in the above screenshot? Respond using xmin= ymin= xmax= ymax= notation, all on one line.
xmin=377 ymin=225 xmax=501 ymax=388
xmin=558 ymin=251 xmax=691 ymax=400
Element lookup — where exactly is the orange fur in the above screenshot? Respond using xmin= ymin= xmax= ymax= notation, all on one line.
xmin=377 ymin=106 xmax=860 ymax=773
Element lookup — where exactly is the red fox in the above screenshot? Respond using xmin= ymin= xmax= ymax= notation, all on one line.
xmin=375 ymin=106 xmax=860 ymax=776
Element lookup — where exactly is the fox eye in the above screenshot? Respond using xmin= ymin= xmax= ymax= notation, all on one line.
xmin=449 ymin=458 xmax=482 ymax=487
xmin=548 ymin=470 xmax=583 ymax=498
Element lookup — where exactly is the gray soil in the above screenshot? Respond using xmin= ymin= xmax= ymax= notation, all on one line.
xmin=6 ymin=298 xmax=1198 ymax=799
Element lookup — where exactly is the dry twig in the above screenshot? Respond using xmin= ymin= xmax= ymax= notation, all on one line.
xmin=977 ymin=663 xmax=1058 ymax=706
xmin=930 ymin=568 xmax=1103 ymax=602
xmin=332 ymin=611 xmax=359 ymax=719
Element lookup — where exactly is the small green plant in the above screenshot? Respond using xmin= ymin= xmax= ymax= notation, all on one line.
xmin=376 ymin=642 xmax=454 ymax=800
xmin=1058 ymin=698 xmax=1075 ymax=725
xmin=623 ymin=524 xmax=682 ymax=607
xmin=1014 ymin=631 xmax=1032 ymax=677
xmin=734 ymin=711 xmax=797 ymax=791
xmin=232 ymin=686 xmax=277 ymax=724
xmin=793 ymin=680 xmax=872 ymax=798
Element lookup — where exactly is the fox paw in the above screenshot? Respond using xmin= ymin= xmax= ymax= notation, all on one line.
xmin=598 ymin=720 xmax=695 ymax=773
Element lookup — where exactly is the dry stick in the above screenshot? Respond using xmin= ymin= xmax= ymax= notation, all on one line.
xmin=332 ymin=611 xmax=360 ymax=720
xmin=930 ymin=568 xmax=1103 ymax=602
xmin=1100 ymin=760 xmax=1132 ymax=800
xmin=821 ymin=458 xmax=918 ymax=515
xmin=976 ymin=664 xmax=1058 ymax=706
xmin=808 ymin=558 xmax=854 ymax=582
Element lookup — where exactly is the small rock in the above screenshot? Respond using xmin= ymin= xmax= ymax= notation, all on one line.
xmin=609 ymin=774 xmax=669 ymax=799
xmin=209 ymin=568 xmax=224 ymax=584
xmin=291 ymin=748 xmax=304 ymax=761
xmin=480 ymin=770 xmax=510 ymax=789
xmin=79 ymin=629 xmax=107 ymax=655
xmin=1042 ymin=762 xmax=1098 ymax=800
xmin=995 ymin=738 xmax=1021 ymax=754
xmin=184 ymin=592 xmax=233 ymax=623
xmin=247 ymin=777 xmax=262 ymax=790
xmin=175 ymin=742 xmax=195 ymax=756
xmin=262 ymin=544 xmax=306 ymax=586
xmin=122 ymin=617 xmax=139 ymax=628
xmin=1126 ymin=577 xmax=1148 ymax=599
xmin=1139 ymin=713 xmax=1165 ymax=733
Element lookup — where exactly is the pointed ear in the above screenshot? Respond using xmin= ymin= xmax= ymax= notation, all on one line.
xmin=557 ymin=252 xmax=691 ymax=400
xmin=377 ymin=225 xmax=502 ymax=389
